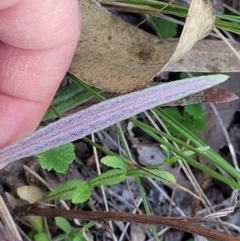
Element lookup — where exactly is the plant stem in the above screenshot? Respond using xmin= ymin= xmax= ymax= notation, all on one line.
xmin=15 ymin=206 xmax=239 ymax=241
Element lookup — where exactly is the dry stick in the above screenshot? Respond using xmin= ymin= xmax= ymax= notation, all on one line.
xmin=91 ymin=133 xmax=117 ymax=241
xmin=209 ymin=103 xmax=239 ymax=172
xmin=214 ymin=27 xmax=240 ymax=61
xmin=135 ymin=0 xmax=175 ymax=28
xmin=15 ymin=206 xmax=240 ymax=241
xmin=0 ymin=185 xmax=22 ymax=241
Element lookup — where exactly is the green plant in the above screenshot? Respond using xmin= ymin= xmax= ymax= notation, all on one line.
xmin=54 ymin=217 xmax=96 ymax=241
xmin=37 ymin=143 xmax=75 ymax=173
xmin=34 ymin=76 xmax=239 ymax=241
xmin=102 ymin=0 xmax=240 ymax=35
xmin=44 ymin=156 xmax=175 ymax=204
xmin=162 ymin=104 xmax=205 ymax=135
xmin=152 ymin=18 xmax=207 ymax=136
xmin=152 ymin=17 xmax=178 ymax=38
xmin=2 ymin=1 xmax=240 ymax=240
xmin=0 ymin=74 xmax=227 ymax=167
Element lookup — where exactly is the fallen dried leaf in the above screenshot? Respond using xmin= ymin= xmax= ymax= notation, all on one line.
xmin=165 ymin=87 xmax=239 ymax=106
xmin=70 ymin=0 xmax=214 ymax=92
xmin=17 ymin=186 xmax=42 ymax=204
xmin=166 ymin=40 xmax=240 ymax=72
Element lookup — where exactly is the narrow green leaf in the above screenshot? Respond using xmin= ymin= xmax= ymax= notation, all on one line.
xmin=73 ymin=233 xmax=85 ymax=241
xmin=72 ymin=221 xmax=96 ymax=241
xmin=126 ymin=169 xmax=176 ymax=183
xmin=55 ymin=217 xmax=71 ymax=233
xmin=197 ymin=146 xmax=210 ymax=152
xmin=180 ymin=72 xmax=204 ymax=80
xmin=101 ymin=156 xmax=126 ymax=170
xmin=26 ymin=216 xmax=44 ymax=233
xmin=158 ymin=158 xmax=172 ymax=166
xmin=72 ymin=184 xmax=91 ymax=204
xmin=160 ymin=144 xmax=170 ymax=159
xmin=131 ymin=116 xmax=240 ymax=188
xmin=37 ymin=143 xmax=75 ymax=173
xmin=45 ymin=179 xmax=84 ymax=201
xmin=88 ymin=169 xmax=126 ymax=187
xmin=151 ymin=150 xmax=196 ymax=167
xmin=43 ymin=83 xmax=102 ymax=120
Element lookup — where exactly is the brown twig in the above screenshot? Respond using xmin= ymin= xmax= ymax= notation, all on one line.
xmin=15 ymin=206 xmax=240 ymax=241
xmin=0 ymin=185 xmax=22 ymax=240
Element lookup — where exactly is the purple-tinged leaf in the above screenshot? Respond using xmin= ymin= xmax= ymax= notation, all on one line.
xmin=0 ymin=234 xmax=22 ymax=241
xmin=163 ymin=87 xmax=238 ymax=106
xmin=204 ymin=87 xmax=238 ymax=104
xmin=0 ymin=75 xmax=230 ymax=165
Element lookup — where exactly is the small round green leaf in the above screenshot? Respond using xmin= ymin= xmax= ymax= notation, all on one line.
xmin=37 ymin=143 xmax=75 ymax=173
xmin=55 ymin=217 xmax=71 ymax=233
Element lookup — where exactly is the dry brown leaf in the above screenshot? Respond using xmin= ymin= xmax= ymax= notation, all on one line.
xmin=0 ymin=195 xmax=21 ymax=240
xmin=164 ymin=0 xmax=214 ymax=65
xmin=17 ymin=186 xmax=42 ymax=204
xmin=69 ymin=0 xmax=214 ymax=93
xmin=164 ymin=87 xmax=238 ymax=106
xmin=166 ymin=39 xmax=240 ymax=72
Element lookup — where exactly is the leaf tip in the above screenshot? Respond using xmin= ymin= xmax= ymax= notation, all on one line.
xmin=204 ymin=87 xmax=238 ymax=103
xmin=214 ymin=74 xmax=230 ymax=83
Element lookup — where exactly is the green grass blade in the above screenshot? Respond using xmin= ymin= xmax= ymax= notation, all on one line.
xmin=153 ymin=108 xmax=240 ymax=183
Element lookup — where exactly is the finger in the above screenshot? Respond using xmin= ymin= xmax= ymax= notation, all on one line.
xmin=0 ymin=0 xmax=81 ymax=150
xmin=0 ymin=0 xmax=81 ymax=49
xmin=0 ymin=42 xmax=78 ymax=148
xmin=0 ymin=0 xmax=21 ymax=9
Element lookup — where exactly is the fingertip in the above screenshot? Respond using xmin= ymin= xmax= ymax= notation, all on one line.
xmin=0 ymin=163 xmax=7 ymax=169
xmin=0 ymin=0 xmax=81 ymax=50
xmin=0 ymin=0 xmax=21 ymax=9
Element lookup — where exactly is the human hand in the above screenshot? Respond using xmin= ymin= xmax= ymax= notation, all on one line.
xmin=0 ymin=0 xmax=81 ymax=169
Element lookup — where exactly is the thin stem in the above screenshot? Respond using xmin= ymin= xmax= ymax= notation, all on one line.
xmin=15 ymin=206 xmax=240 ymax=241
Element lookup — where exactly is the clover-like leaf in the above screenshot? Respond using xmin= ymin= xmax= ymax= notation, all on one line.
xmin=184 ymin=104 xmax=205 ymax=120
xmin=162 ymin=107 xmax=205 ymax=135
xmin=37 ymin=143 xmax=75 ymax=173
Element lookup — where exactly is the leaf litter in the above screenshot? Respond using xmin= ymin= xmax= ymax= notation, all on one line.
xmin=70 ymin=0 xmax=215 ymax=92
